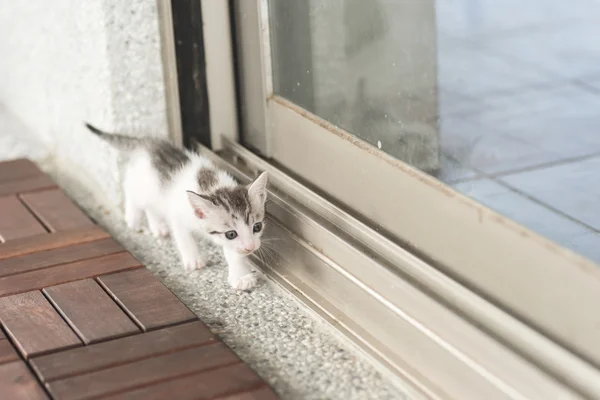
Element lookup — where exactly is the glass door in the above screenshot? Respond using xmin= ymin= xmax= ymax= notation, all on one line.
xmin=233 ymin=0 xmax=600 ymax=368
xmin=268 ymin=0 xmax=440 ymax=172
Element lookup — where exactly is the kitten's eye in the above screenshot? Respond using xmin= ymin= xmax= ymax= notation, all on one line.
xmin=225 ymin=230 xmax=238 ymax=240
xmin=253 ymin=222 xmax=263 ymax=233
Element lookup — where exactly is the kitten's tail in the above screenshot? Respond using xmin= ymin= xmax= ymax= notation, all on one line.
xmin=84 ymin=122 xmax=142 ymax=151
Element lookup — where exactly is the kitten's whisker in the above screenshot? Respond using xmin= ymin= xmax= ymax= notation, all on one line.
xmin=261 ymin=243 xmax=283 ymax=263
xmin=261 ymin=237 xmax=283 ymax=244
xmin=260 ymin=247 xmax=274 ymax=265
xmin=261 ymin=247 xmax=276 ymax=266
xmin=256 ymin=246 xmax=273 ymax=265
xmin=255 ymin=248 xmax=268 ymax=266
xmin=257 ymin=247 xmax=271 ymax=264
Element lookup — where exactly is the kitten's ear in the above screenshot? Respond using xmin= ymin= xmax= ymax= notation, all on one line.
xmin=186 ymin=191 xmax=214 ymax=219
xmin=248 ymin=171 xmax=268 ymax=208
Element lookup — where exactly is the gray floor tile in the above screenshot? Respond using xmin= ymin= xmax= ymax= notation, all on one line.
xmin=494 ymin=111 xmax=600 ymax=159
xmin=435 ymin=2 xmax=600 ymax=264
xmin=437 ymin=42 xmax=551 ymax=98
xmin=459 ymin=84 xmax=598 ymax=124
xmin=440 ymin=117 xmax=491 ymax=159
xmin=452 ymin=178 xmax=591 ymax=246
xmin=499 ymin=156 xmax=600 ymax=231
xmin=436 ymin=0 xmax=598 ymax=39
xmin=437 ymin=88 xmax=486 ymax=118
xmin=453 ymin=84 xmax=600 ymax=159
xmin=466 ymin=133 xmax=560 ymax=174
xmin=564 ymin=232 xmax=600 ymax=264
xmin=581 ymin=75 xmax=600 ymax=91
xmin=439 ymin=115 xmax=563 ymax=174
xmin=438 ymin=83 xmax=600 ymax=165
xmin=436 ymin=153 xmax=479 ymax=183
xmin=469 ymin=21 xmax=600 ymax=80
xmin=453 ymin=178 xmax=512 ymax=198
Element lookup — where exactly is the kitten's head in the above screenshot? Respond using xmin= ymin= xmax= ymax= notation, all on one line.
xmin=186 ymin=172 xmax=268 ymax=255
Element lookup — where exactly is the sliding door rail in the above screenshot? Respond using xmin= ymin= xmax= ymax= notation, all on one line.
xmin=197 ymin=138 xmax=600 ymax=400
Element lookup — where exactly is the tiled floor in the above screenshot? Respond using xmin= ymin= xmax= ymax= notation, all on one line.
xmin=435 ymin=0 xmax=600 ymax=264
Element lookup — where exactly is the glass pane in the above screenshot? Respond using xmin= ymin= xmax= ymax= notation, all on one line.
xmin=269 ymin=0 xmax=439 ymax=172
xmin=267 ymin=0 xmax=600 ymax=265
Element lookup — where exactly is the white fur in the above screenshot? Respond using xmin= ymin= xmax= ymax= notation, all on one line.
xmin=123 ymin=149 xmax=267 ymax=290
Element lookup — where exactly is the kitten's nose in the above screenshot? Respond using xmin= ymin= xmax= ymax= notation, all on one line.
xmin=244 ymin=245 xmax=255 ymax=253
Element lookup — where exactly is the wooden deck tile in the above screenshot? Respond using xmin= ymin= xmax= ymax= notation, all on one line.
xmin=219 ymin=385 xmax=279 ymax=400
xmin=0 ymin=238 xmax=123 ymax=278
xmin=0 ymin=338 xmax=20 ymax=364
xmin=44 ymin=279 xmax=139 ymax=344
xmin=20 ymin=189 xmax=93 ymax=232
xmin=0 ymin=226 xmax=109 ymax=261
xmin=0 ymin=195 xmax=47 ymax=242
xmin=98 ymin=269 xmax=196 ymax=331
xmin=46 ymin=343 xmax=239 ymax=400
xmin=0 ymin=361 xmax=49 ymax=400
xmin=0 ymin=159 xmax=278 ymax=399
xmin=0 ymin=175 xmax=58 ymax=197
xmin=0 ymin=159 xmax=42 ymax=182
xmin=101 ymin=363 xmax=266 ymax=400
xmin=0 ymin=291 xmax=81 ymax=358
xmin=30 ymin=321 xmax=213 ymax=382
xmin=0 ymin=252 xmax=143 ymax=298
xmin=0 ymin=158 xmax=56 ymax=197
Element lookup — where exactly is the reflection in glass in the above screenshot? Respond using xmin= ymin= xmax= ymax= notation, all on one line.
xmin=268 ymin=0 xmax=440 ymax=172
xmin=267 ymin=0 xmax=600 ymax=264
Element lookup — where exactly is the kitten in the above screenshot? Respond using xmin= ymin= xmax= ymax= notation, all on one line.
xmin=85 ymin=123 xmax=267 ymax=291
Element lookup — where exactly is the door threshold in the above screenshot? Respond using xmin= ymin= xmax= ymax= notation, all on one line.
xmin=197 ymin=139 xmax=600 ymax=400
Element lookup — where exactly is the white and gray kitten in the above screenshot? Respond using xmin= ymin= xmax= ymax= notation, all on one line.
xmin=85 ymin=123 xmax=267 ymax=291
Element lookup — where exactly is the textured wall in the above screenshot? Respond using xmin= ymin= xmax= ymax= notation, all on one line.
xmin=0 ymin=0 xmax=169 ymax=208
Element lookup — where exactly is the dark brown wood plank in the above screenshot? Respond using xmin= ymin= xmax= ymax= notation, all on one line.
xmin=20 ymin=189 xmax=93 ymax=232
xmin=47 ymin=343 xmax=239 ymax=400
xmin=0 ymin=159 xmax=42 ymax=183
xmin=219 ymin=386 xmax=279 ymax=400
xmin=0 ymin=338 xmax=19 ymax=364
xmin=101 ymin=363 xmax=265 ymax=400
xmin=31 ymin=321 xmax=213 ymax=382
xmin=0 ymin=195 xmax=46 ymax=242
xmin=44 ymin=279 xmax=140 ymax=344
xmin=98 ymin=269 xmax=196 ymax=331
xmin=0 ymin=252 xmax=142 ymax=298
xmin=0 ymin=238 xmax=123 ymax=277
xmin=0 ymin=291 xmax=81 ymax=358
xmin=0 ymin=361 xmax=49 ymax=400
xmin=0 ymin=226 xmax=109 ymax=261
xmin=0 ymin=175 xmax=57 ymax=197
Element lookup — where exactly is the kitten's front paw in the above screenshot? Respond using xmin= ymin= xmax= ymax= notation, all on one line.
xmin=182 ymin=256 xmax=206 ymax=271
xmin=229 ymin=273 xmax=258 ymax=291
xmin=150 ymin=225 xmax=170 ymax=239
xmin=125 ymin=216 xmax=142 ymax=231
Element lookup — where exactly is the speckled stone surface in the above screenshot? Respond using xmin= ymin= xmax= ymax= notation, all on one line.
xmin=0 ymin=109 xmax=412 ymax=400
xmin=0 ymin=0 xmax=169 ymax=210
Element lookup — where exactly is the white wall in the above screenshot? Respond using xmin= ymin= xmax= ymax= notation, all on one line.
xmin=0 ymin=0 xmax=169 ymax=207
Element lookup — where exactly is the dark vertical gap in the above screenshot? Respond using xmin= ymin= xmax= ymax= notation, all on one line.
xmin=228 ymin=0 xmax=244 ymax=145
xmin=171 ymin=0 xmax=211 ymax=149
xmin=20 ymin=290 xmax=78 ymax=398
xmin=269 ymin=0 xmax=315 ymax=111
xmin=16 ymin=195 xmax=51 ymax=234
xmin=95 ymin=277 xmax=146 ymax=333
xmin=93 ymin=276 xmax=144 ymax=334
xmin=40 ymin=288 xmax=86 ymax=345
